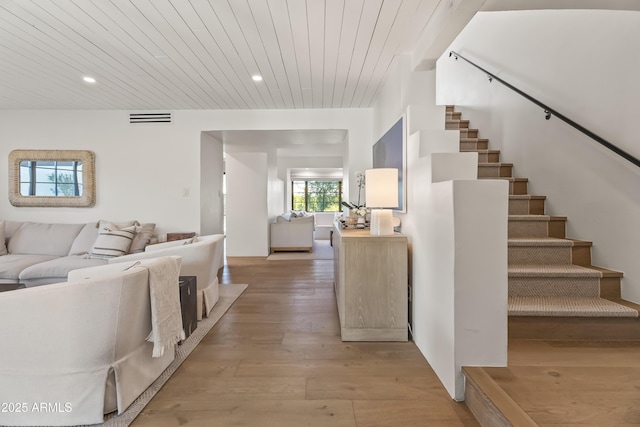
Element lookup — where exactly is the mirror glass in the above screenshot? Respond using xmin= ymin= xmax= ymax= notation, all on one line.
xmin=19 ymin=160 xmax=84 ymax=197
xmin=9 ymin=150 xmax=95 ymax=207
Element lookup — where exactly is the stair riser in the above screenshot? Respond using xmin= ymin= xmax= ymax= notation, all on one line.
xmin=508 ymin=220 xmax=566 ymax=238
xmin=509 ymin=199 xmax=545 ymax=215
xmin=459 ymin=129 xmax=478 ymax=138
xmin=509 ymin=277 xmax=600 ymax=298
xmin=446 ymin=120 xmax=469 ymax=130
xmin=478 ymin=152 xmax=500 ymax=163
xmin=509 ymin=246 xmax=572 ymax=265
xmin=572 ymin=245 xmax=592 ymax=267
xmin=460 ymin=140 xmax=489 ymax=151
xmin=487 ymin=180 xmax=529 ymax=195
xmin=600 ymin=277 xmax=622 ymax=299
xmin=478 ymin=165 xmax=513 ymax=178
xmin=510 ymin=181 xmax=528 ymax=196
xmin=446 ymin=112 xmax=462 ymax=120
xmin=509 ymin=317 xmax=640 ymax=340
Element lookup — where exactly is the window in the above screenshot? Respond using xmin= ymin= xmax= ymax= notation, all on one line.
xmin=292 ymin=181 xmax=342 ymax=212
xmin=19 ymin=160 xmax=84 ymax=197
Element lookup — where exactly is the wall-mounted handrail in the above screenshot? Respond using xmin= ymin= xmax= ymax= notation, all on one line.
xmin=449 ymin=50 xmax=640 ymax=169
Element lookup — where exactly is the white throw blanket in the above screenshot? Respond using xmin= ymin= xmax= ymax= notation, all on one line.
xmin=143 ymin=257 xmax=185 ymax=357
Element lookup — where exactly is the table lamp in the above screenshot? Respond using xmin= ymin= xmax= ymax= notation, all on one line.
xmin=365 ymin=168 xmax=398 ymax=236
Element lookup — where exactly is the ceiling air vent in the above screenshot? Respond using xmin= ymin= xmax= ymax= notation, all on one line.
xmin=129 ymin=112 xmax=172 ymax=124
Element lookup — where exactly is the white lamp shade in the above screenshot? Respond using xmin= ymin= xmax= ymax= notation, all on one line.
xmin=365 ymin=168 xmax=398 ymax=208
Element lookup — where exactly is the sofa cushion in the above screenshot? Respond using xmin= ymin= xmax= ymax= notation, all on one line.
xmin=4 ymin=221 xmax=27 ymax=240
xmin=0 ymin=221 xmax=7 ymax=256
xmin=8 ymin=222 xmax=85 ymax=256
xmin=290 ymin=214 xmax=314 ymax=223
xmin=19 ymin=256 xmax=108 ymax=283
xmin=277 ymin=213 xmax=292 ymax=222
xmin=68 ymin=222 xmax=100 ymax=256
xmin=90 ymin=223 xmax=137 ymax=259
xmin=0 ymin=254 xmax=59 ymax=280
xmin=129 ymin=222 xmax=156 ymax=253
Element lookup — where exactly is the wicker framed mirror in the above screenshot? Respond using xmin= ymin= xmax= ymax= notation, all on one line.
xmin=9 ymin=149 xmax=96 ymax=207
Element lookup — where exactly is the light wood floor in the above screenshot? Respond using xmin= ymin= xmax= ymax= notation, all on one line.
xmin=487 ymin=339 xmax=640 ymax=426
xmin=131 ymin=258 xmax=479 ymax=426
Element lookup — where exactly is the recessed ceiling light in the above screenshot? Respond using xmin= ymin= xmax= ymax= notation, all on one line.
xmin=83 ymin=76 xmax=96 ymax=84
xmin=252 ymin=75 xmax=263 ymax=82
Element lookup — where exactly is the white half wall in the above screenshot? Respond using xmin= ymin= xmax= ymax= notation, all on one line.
xmin=437 ymin=9 xmax=640 ymax=303
xmin=404 ymin=130 xmax=508 ymax=401
xmin=225 ymin=152 xmax=268 ymax=257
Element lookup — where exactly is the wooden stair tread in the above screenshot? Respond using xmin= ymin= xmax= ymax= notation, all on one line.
xmin=509 ymin=296 xmax=639 ymax=317
xmin=609 ymin=298 xmax=640 ymax=311
xmin=588 ymin=265 xmax=624 ymax=278
xmin=508 ymin=215 xmax=567 ymax=221
xmin=509 ymin=195 xmax=546 ymax=200
xmin=479 ymin=162 xmax=513 ymax=167
xmin=509 ymin=264 xmax=604 ymax=277
xmin=461 ymin=148 xmax=500 ymax=153
xmin=568 ymin=238 xmax=593 ymax=247
xmin=460 ymin=137 xmax=488 ymax=142
xmin=462 ymin=367 xmax=537 ymax=427
xmin=508 ymin=237 xmax=575 ymax=246
xmin=479 ymin=176 xmax=527 ymax=182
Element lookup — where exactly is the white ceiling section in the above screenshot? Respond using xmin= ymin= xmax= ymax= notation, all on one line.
xmin=0 ymin=0 xmax=440 ymax=110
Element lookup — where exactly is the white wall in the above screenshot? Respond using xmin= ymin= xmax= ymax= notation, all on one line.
xmin=200 ymin=132 xmax=224 ymax=235
xmin=437 ymin=9 xmax=640 ymax=303
xmin=225 ymin=152 xmax=269 ymax=257
xmin=0 ymin=111 xmax=200 ymax=234
xmin=267 ymin=148 xmax=284 ymax=223
xmin=0 ymin=108 xmax=372 ymax=251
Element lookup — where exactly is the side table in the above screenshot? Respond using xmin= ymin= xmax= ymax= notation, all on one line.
xmin=178 ymin=276 xmax=198 ymax=342
xmin=0 ymin=283 xmax=26 ymax=292
xmin=168 ymin=232 xmax=196 ymax=242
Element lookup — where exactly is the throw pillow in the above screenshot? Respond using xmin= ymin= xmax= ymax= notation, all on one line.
xmin=0 ymin=220 xmax=6 ymax=256
xmin=277 ymin=213 xmax=292 ymax=222
xmin=89 ymin=223 xmax=137 ymax=259
xmin=129 ymin=222 xmax=156 ymax=254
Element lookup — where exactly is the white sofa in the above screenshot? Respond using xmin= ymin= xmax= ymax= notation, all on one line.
xmin=0 ymin=219 xmax=156 ymax=287
xmin=314 ymin=212 xmax=336 ymax=240
xmin=270 ymin=212 xmax=314 ymax=253
xmin=0 ymin=256 xmax=180 ymax=426
xmin=110 ymin=234 xmax=225 ymax=320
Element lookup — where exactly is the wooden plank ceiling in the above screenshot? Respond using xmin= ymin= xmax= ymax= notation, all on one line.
xmin=0 ymin=0 xmax=439 ymax=110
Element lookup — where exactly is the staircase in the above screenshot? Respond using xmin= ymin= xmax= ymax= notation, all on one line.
xmin=445 ymin=105 xmax=640 ymax=340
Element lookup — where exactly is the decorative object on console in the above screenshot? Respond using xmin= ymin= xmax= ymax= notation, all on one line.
xmin=365 ymin=168 xmax=398 ymax=236
xmin=341 ymin=170 xmax=366 ymax=212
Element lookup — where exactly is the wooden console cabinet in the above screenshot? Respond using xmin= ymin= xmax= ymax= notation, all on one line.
xmin=332 ymin=223 xmax=408 ymax=341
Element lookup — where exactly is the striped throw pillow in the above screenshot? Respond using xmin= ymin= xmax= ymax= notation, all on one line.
xmin=89 ymin=223 xmax=136 ymax=259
